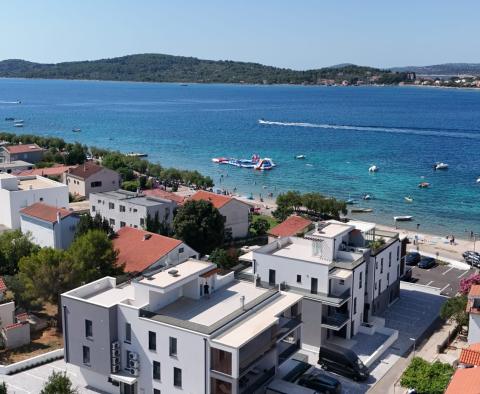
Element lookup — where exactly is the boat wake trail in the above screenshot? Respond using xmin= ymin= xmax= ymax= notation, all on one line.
xmin=258 ymin=119 xmax=480 ymax=140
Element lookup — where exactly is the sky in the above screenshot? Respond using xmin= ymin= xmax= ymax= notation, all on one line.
xmin=1 ymin=0 xmax=479 ymax=69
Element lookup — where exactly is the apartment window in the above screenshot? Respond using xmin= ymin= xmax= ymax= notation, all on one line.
xmin=397 ymin=265 xmax=400 ymax=278
xmin=359 ymin=272 xmax=363 ymax=289
xmin=375 ymin=261 xmax=378 ymax=270
xmin=133 ymin=208 xmax=138 ymax=213
xmin=91 ymin=181 xmax=102 ymax=188
xmin=169 ymin=337 xmax=177 ymax=357
xmin=85 ymin=319 xmax=93 ymax=338
xmin=153 ymin=361 xmax=161 ymax=380
xmin=120 ymin=205 xmax=126 ymax=212
xmin=210 ymin=348 xmax=232 ymax=375
xmin=379 ymin=279 xmax=382 ymax=293
xmin=389 ymin=252 xmax=392 ymax=267
xmin=154 ymin=390 xmax=160 ymax=394
xmin=109 ymin=202 xmax=115 ymax=209
xmin=97 ymin=199 xmax=102 ymax=204
xmin=109 ymin=218 xmax=115 ymax=226
xmin=397 ymin=245 xmax=400 ymax=260
xmin=339 ymin=279 xmax=345 ymax=285
xmin=125 ymin=323 xmax=131 ymax=343
xmin=148 ymin=331 xmax=156 ymax=351
xmin=387 ymin=273 xmax=390 ymax=286
xmin=179 ymin=247 xmax=184 ymax=254
xmin=120 ymin=221 xmax=126 ymax=228
xmin=354 ymin=297 xmax=357 ymax=314
xmin=92 ymin=205 xmax=96 ymax=212
xmin=83 ymin=345 xmax=90 ymax=365
xmin=380 ymin=258 xmax=384 ymax=274
xmin=140 ymin=218 xmax=145 ymax=226
xmin=173 ymin=367 xmax=182 ymax=388
xmin=296 ymin=274 xmax=302 ymax=283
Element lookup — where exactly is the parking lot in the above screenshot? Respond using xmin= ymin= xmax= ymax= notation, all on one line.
xmin=409 ymin=263 xmax=476 ymax=296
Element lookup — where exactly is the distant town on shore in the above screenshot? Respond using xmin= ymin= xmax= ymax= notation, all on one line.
xmin=1 ymin=53 xmax=480 ymax=88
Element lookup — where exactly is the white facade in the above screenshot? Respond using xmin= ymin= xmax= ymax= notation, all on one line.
xmin=62 ymin=260 xmax=302 ymax=394
xmin=219 ymin=200 xmax=251 ymax=240
xmin=468 ymin=314 xmax=480 ymax=344
xmin=64 ymin=167 xmax=121 ymax=198
xmin=0 ymin=174 xmax=69 ymax=230
xmin=20 ymin=213 xmax=79 ymax=249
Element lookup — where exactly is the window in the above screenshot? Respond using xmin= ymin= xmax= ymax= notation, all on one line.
xmin=359 ymin=272 xmax=363 ymax=289
xmin=379 ymin=279 xmax=382 ymax=293
xmin=173 ymin=367 xmax=182 ymax=388
xmin=140 ymin=218 xmax=145 ymax=226
xmin=354 ymin=297 xmax=357 ymax=314
xmin=380 ymin=258 xmax=384 ymax=274
xmin=387 ymin=273 xmax=390 ymax=286
xmin=148 ymin=331 xmax=156 ymax=351
xmin=92 ymin=205 xmax=96 ymax=212
xmin=153 ymin=361 xmax=161 ymax=380
xmin=397 ymin=245 xmax=400 ymax=260
xmin=169 ymin=337 xmax=177 ymax=357
xmin=389 ymin=252 xmax=392 ymax=267
xmin=397 ymin=265 xmax=400 ymax=278
xmin=120 ymin=221 xmax=126 ymax=228
xmin=120 ymin=205 xmax=126 ymax=212
xmin=83 ymin=346 xmax=90 ymax=365
xmin=98 ymin=199 xmax=102 ymax=204
xmin=179 ymin=247 xmax=184 ymax=254
xmin=39 ymin=197 xmax=43 ymax=202
xmin=296 ymin=274 xmax=301 ymax=283
xmin=154 ymin=390 xmax=160 ymax=394
xmin=210 ymin=348 xmax=232 ymax=375
xmin=125 ymin=323 xmax=131 ymax=343
xmin=85 ymin=319 xmax=92 ymax=338
xmin=91 ymin=181 xmax=102 ymax=188
xmin=109 ymin=218 xmax=115 ymax=226
xmin=109 ymin=202 xmax=115 ymax=209
xmin=133 ymin=208 xmax=137 ymax=213
xmin=339 ymin=279 xmax=345 ymax=285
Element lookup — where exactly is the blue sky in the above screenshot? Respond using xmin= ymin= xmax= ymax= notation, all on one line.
xmin=1 ymin=0 xmax=479 ymax=69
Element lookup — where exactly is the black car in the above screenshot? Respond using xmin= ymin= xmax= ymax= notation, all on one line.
xmin=298 ymin=373 xmax=341 ymax=394
xmin=418 ymin=256 xmax=436 ymax=269
xmin=405 ymin=252 xmax=421 ymax=266
xmin=318 ymin=344 xmax=369 ymax=381
xmin=282 ymin=360 xmax=312 ymax=383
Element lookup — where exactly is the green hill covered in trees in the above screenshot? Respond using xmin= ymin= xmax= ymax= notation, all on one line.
xmin=0 ymin=53 xmax=409 ymax=84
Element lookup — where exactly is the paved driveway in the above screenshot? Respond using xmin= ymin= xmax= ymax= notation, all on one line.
xmin=409 ymin=264 xmax=475 ymax=296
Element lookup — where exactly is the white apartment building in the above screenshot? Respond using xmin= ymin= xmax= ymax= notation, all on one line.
xmin=62 ymin=260 xmax=302 ymax=394
xmin=90 ymin=190 xmax=177 ymax=232
xmin=249 ymin=220 xmax=401 ymax=352
xmin=467 ymin=284 xmax=480 ymax=344
xmin=0 ymin=173 xmax=69 ymax=229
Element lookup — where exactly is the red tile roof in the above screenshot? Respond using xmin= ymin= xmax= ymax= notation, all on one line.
xmin=445 ymin=367 xmax=480 ymax=394
xmin=0 ymin=277 xmax=7 ymax=292
xmin=3 ymin=322 xmax=24 ymax=331
xmin=113 ymin=227 xmax=183 ymax=274
xmin=4 ymin=144 xmax=43 ymax=154
xmin=460 ymin=344 xmax=480 ymax=366
xmin=470 ymin=285 xmax=480 ymax=297
xmin=190 ymin=190 xmax=234 ymax=209
xmin=17 ymin=165 xmax=74 ymax=177
xmin=20 ymin=202 xmax=72 ymax=223
xmin=67 ymin=162 xmax=104 ymax=180
xmin=268 ymin=215 xmax=312 ymax=238
xmin=143 ymin=189 xmax=185 ymax=205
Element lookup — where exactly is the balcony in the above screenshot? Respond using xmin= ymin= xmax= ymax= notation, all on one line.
xmin=275 ymin=316 xmax=302 ymax=342
xmin=321 ymin=312 xmax=349 ymax=330
xmin=279 ymin=284 xmax=350 ymax=307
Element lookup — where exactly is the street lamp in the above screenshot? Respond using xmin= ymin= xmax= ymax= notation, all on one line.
xmin=409 ymin=337 xmax=416 ymax=358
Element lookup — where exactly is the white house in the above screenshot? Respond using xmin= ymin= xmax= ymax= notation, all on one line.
xmin=467 ymin=285 xmax=480 ymax=344
xmin=190 ymin=190 xmax=251 ymax=239
xmin=0 ymin=173 xmax=69 ymax=230
xmin=20 ymin=202 xmax=80 ymax=249
xmin=64 ymin=162 xmax=121 ymax=198
xmin=62 ymin=259 xmax=302 ymax=394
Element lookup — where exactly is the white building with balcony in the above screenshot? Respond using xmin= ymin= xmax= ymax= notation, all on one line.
xmin=61 ymin=259 xmax=302 ymax=394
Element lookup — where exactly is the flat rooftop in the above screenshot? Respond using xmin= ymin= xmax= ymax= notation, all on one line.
xmin=92 ymin=189 xmax=171 ymax=206
xmin=271 ymin=240 xmax=331 ymax=265
xmin=157 ymin=280 xmax=268 ymax=327
xmin=307 ymin=221 xmax=353 ymax=239
xmin=17 ymin=176 xmax=64 ymax=191
xmin=85 ymin=285 xmax=135 ymax=308
xmin=347 ymin=220 xmax=376 ymax=233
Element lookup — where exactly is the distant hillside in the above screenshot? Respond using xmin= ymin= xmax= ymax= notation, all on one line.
xmin=0 ymin=54 xmax=408 ymax=85
xmin=391 ymin=63 xmax=480 ymax=76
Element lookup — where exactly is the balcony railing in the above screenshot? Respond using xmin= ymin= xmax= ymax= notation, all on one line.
xmin=321 ymin=312 xmax=349 ymax=330
xmin=278 ymin=341 xmax=300 ymax=365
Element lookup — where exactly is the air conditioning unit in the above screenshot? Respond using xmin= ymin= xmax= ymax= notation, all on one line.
xmin=111 ymin=364 xmax=120 ymax=373
xmin=111 ymin=356 xmax=120 ymax=365
xmin=111 ymin=349 xmax=120 ymax=357
xmin=111 ymin=341 xmax=120 ymax=350
xmin=128 ymin=359 xmax=139 ymax=369
xmin=128 ymin=352 xmax=139 ymax=361
xmin=127 ymin=368 xmax=139 ymax=377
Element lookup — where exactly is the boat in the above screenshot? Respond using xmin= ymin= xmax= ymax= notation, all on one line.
xmin=394 ymin=215 xmax=413 ymax=222
xmin=351 ymin=208 xmax=373 ymax=213
xmin=126 ymin=152 xmax=148 ymax=158
xmin=255 ymin=158 xmax=276 ymax=171
xmin=5 ymin=117 xmax=14 ymax=121
xmin=368 ymin=165 xmax=379 ymax=173
xmin=14 ymin=119 xmax=24 ymax=123
xmin=180 ymin=84 xmax=188 ymax=86
xmin=434 ymin=162 xmax=448 ymax=170
xmin=404 ymin=196 xmax=413 ymax=203
xmin=211 ymin=157 xmax=229 ymax=163
xmin=362 ymin=194 xmax=372 ymax=200
xmin=418 ymin=182 xmax=430 ymax=188
xmin=72 ymin=128 xmax=81 ymax=132
xmin=295 ymin=155 xmax=306 ymax=160
xmin=13 ymin=123 xmax=23 ymax=127
xmin=346 ymin=198 xmax=357 ymax=205
xmin=477 ymin=177 xmax=480 ymax=184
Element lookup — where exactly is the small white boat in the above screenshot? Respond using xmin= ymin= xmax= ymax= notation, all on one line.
xmin=351 ymin=207 xmax=373 ymax=213
xmin=434 ymin=162 xmax=448 ymax=170
xmin=13 ymin=122 xmax=23 ymax=127
xmin=404 ymin=196 xmax=413 ymax=203
xmin=126 ymin=152 xmax=148 ymax=158
xmin=72 ymin=128 xmax=81 ymax=133
xmin=476 ymin=177 xmax=480 ymax=184
xmin=368 ymin=165 xmax=379 ymax=173
xmin=363 ymin=194 xmax=372 ymax=200
xmin=394 ymin=215 xmax=413 ymax=222
xmin=346 ymin=198 xmax=357 ymax=205
xmin=295 ymin=155 xmax=306 ymax=160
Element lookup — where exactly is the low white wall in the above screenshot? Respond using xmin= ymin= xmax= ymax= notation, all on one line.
xmin=364 ymin=327 xmax=398 ymax=368
xmin=0 ymin=348 xmax=64 ymax=375
xmin=215 ymin=271 xmax=235 ymax=290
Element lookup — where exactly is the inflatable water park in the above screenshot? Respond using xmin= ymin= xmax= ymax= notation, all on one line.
xmin=212 ymin=154 xmax=276 ymax=170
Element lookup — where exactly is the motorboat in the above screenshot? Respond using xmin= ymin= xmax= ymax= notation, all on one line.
xmin=255 ymin=158 xmax=276 ymax=171
xmin=212 ymin=157 xmax=229 ymax=163
xmin=394 ymin=215 xmax=413 ymax=222
xmin=295 ymin=155 xmax=306 ymax=159
xmin=476 ymin=177 xmax=480 ymax=184
xmin=418 ymin=182 xmax=430 ymax=188
xmin=72 ymin=128 xmax=81 ymax=132
xmin=126 ymin=152 xmax=148 ymax=158
xmin=13 ymin=122 xmax=23 ymax=127
xmin=434 ymin=162 xmax=448 ymax=170
xmin=362 ymin=194 xmax=372 ymax=200
xmin=346 ymin=198 xmax=357 ymax=205
xmin=351 ymin=208 xmax=373 ymax=213
xmin=368 ymin=165 xmax=379 ymax=173
xmin=404 ymin=196 xmax=414 ymax=203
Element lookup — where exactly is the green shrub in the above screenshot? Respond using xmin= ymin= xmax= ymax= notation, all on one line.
xmin=400 ymin=357 xmax=454 ymax=394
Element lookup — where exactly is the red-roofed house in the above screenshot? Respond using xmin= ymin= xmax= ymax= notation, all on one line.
xmin=268 ymin=215 xmax=312 ymax=239
xmin=0 ymin=143 xmax=44 ymax=163
xmin=64 ymin=162 xmax=120 ymax=198
xmin=445 ymin=367 xmax=480 ymax=394
xmin=459 ymin=343 xmax=480 ymax=366
xmin=17 ymin=164 xmax=74 ymax=178
xmin=468 ymin=285 xmax=480 ymax=344
xmin=190 ymin=190 xmax=251 ymax=239
xmin=20 ymin=202 xmax=79 ymax=249
xmin=143 ymin=188 xmax=185 ymax=205
xmin=113 ymin=227 xmax=198 ymax=275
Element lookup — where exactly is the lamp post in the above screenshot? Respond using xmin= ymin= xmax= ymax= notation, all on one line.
xmin=409 ymin=337 xmax=416 ymax=358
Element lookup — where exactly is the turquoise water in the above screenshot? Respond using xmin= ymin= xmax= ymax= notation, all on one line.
xmin=1 ymin=78 xmax=479 ymax=236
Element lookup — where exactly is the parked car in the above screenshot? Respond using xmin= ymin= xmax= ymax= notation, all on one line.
xmin=405 ymin=252 xmax=421 ymax=266
xmin=318 ymin=344 xmax=369 ymax=381
xmin=298 ymin=373 xmax=341 ymax=394
xmin=417 ymin=256 xmax=436 ymax=269
xmin=283 ymin=359 xmax=312 ymax=383
xmin=463 ymin=251 xmax=480 ymax=267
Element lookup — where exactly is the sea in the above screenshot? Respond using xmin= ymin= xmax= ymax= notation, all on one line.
xmin=1 ymin=78 xmax=479 ymax=237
